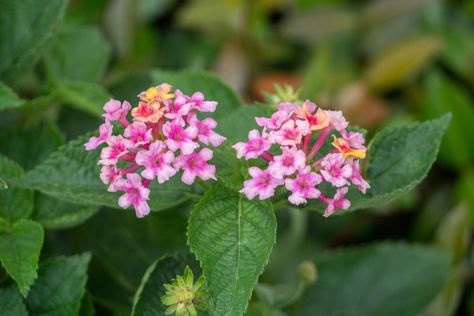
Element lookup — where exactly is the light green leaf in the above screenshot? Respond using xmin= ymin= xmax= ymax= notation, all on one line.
xmin=365 ymin=36 xmax=443 ymax=91
xmin=421 ymin=72 xmax=474 ymax=168
xmin=297 ymin=242 xmax=450 ymax=316
xmin=0 ymin=219 xmax=44 ymax=296
xmin=43 ymin=26 xmax=111 ymax=82
xmin=188 ymin=186 xmax=276 ymax=316
xmin=33 ymin=193 xmax=99 ymax=230
xmin=0 ymin=0 xmax=68 ymax=81
xmin=0 ymin=154 xmax=34 ymax=221
xmin=304 ymin=114 xmax=451 ymax=213
xmin=132 ymin=252 xmax=201 ymax=316
xmin=58 ymin=81 xmax=112 ymax=117
xmin=15 ymin=133 xmax=192 ymax=211
xmin=0 ymin=285 xmax=28 ymax=316
xmin=0 ymin=82 xmax=23 ymax=110
xmin=26 ymin=254 xmax=91 ymax=316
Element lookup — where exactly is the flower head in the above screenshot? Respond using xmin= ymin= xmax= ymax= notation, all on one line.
xmin=84 ymin=83 xmax=226 ymax=218
xmin=233 ymin=98 xmax=369 ymax=216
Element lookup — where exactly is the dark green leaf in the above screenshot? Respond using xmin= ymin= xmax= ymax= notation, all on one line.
xmin=188 ymin=186 xmax=276 ymax=316
xmin=0 ymin=220 xmax=44 ymax=296
xmin=297 ymin=242 xmax=450 ymax=316
xmin=43 ymin=26 xmax=111 ymax=82
xmin=0 ymin=154 xmax=34 ymax=221
xmin=26 ymin=254 xmax=91 ymax=316
xmin=0 ymin=0 xmax=68 ymax=81
xmin=0 ymin=82 xmax=23 ymax=110
xmin=132 ymin=252 xmax=201 ymax=316
xmin=79 ymin=292 xmax=95 ymax=316
xmin=0 ymin=285 xmax=28 ymax=316
xmin=58 ymin=81 xmax=112 ymax=117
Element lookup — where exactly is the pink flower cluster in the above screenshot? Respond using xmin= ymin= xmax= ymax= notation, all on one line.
xmin=84 ymin=84 xmax=226 ymax=218
xmin=233 ymin=100 xmax=369 ymax=217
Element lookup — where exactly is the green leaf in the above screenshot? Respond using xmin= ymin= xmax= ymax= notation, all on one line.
xmin=26 ymin=254 xmax=91 ymax=316
xmin=43 ymin=26 xmax=111 ymax=82
xmin=304 ymin=114 xmax=451 ymax=213
xmin=15 ymin=133 xmax=192 ymax=211
xmin=365 ymin=36 xmax=443 ymax=91
xmin=0 ymin=0 xmax=68 ymax=81
xmin=188 ymin=186 xmax=276 ymax=316
xmin=421 ymin=72 xmax=474 ymax=168
xmin=33 ymin=193 xmax=99 ymax=230
xmin=0 ymin=82 xmax=23 ymax=110
xmin=0 ymin=285 xmax=28 ymax=316
xmin=297 ymin=242 xmax=450 ymax=316
xmin=0 ymin=121 xmax=64 ymax=171
xmin=132 ymin=252 xmax=201 ymax=316
xmin=58 ymin=81 xmax=112 ymax=117
xmin=79 ymin=292 xmax=95 ymax=316
xmin=0 ymin=219 xmax=44 ymax=296
xmin=0 ymin=154 xmax=34 ymax=221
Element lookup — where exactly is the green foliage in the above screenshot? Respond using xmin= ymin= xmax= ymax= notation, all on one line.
xmin=0 ymin=286 xmax=28 ymax=316
xmin=0 ymin=0 xmax=68 ymax=81
xmin=26 ymin=254 xmax=91 ymax=316
xmin=188 ymin=186 xmax=276 ymax=316
xmin=16 ymin=133 xmax=193 ymax=211
xmin=0 ymin=154 xmax=34 ymax=221
xmin=57 ymin=81 xmax=112 ymax=117
xmin=297 ymin=242 xmax=451 ymax=316
xmin=0 ymin=83 xmax=23 ymax=110
xmin=132 ymin=253 xmax=201 ymax=316
xmin=0 ymin=220 xmax=44 ymax=296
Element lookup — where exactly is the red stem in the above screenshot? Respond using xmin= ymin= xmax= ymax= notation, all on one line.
xmin=308 ymin=126 xmax=332 ymax=160
xmin=261 ymin=151 xmax=274 ymax=162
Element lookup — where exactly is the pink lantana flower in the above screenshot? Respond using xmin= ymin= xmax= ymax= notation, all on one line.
xmin=84 ymin=83 xmax=225 ymax=218
xmin=268 ymin=147 xmax=306 ymax=178
xmin=326 ymin=110 xmax=349 ymax=131
xmin=115 ymin=173 xmax=151 ymax=218
xmin=348 ymin=159 xmax=370 ymax=194
xmin=240 ymin=167 xmax=283 ymax=200
xmin=233 ymin=130 xmax=271 ymax=160
xmin=319 ymin=153 xmax=352 ymax=187
xmin=84 ymin=121 xmax=113 ymax=150
xmin=135 ymin=141 xmax=176 ymax=183
xmin=285 ymin=166 xmax=322 ymax=205
xmin=174 ymin=148 xmax=216 ymax=185
xmin=323 ymin=187 xmax=351 ymax=217
xmin=268 ymin=120 xmax=309 ymax=146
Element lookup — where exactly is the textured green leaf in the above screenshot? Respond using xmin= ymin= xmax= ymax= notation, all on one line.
xmin=0 ymin=0 xmax=68 ymax=81
xmin=0 ymin=154 xmax=34 ymax=221
xmin=297 ymin=243 xmax=450 ymax=316
xmin=365 ymin=36 xmax=443 ymax=91
xmin=304 ymin=114 xmax=451 ymax=213
xmin=132 ymin=252 xmax=201 ymax=316
xmin=58 ymin=81 xmax=112 ymax=117
xmin=0 ymin=82 xmax=23 ymax=110
xmin=33 ymin=193 xmax=99 ymax=230
xmin=0 ymin=220 xmax=44 ymax=296
xmin=15 ymin=133 xmax=192 ymax=211
xmin=0 ymin=285 xmax=28 ymax=316
xmin=188 ymin=186 xmax=276 ymax=316
xmin=26 ymin=254 xmax=91 ymax=316
xmin=422 ymin=72 xmax=474 ymax=168
xmin=43 ymin=26 xmax=111 ymax=82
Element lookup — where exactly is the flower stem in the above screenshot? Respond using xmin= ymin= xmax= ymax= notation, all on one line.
xmin=261 ymin=151 xmax=274 ymax=162
xmin=302 ymin=134 xmax=312 ymax=153
xmin=308 ymin=126 xmax=331 ymax=160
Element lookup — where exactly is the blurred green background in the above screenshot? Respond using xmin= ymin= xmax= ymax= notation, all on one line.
xmin=1 ymin=0 xmax=474 ymax=315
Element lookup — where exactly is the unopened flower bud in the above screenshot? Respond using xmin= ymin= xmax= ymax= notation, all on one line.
xmin=298 ymin=260 xmax=317 ymax=285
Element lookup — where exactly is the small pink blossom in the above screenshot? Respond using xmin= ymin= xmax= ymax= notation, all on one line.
xmin=285 ymin=166 xmax=322 ymax=205
xmin=268 ymin=120 xmax=310 ymax=146
xmin=268 ymin=147 xmax=306 ymax=178
xmin=326 ymin=110 xmax=349 ymax=131
xmin=323 ymin=187 xmax=351 ymax=217
xmin=233 ymin=129 xmax=271 ymax=159
xmin=174 ymin=148 xmax=216 ymax=185
xmin=163 ymin=118 xmax=199 ymax=155
xmin=165 ymin=90 xmax=194 ymax=119
xmin=341 ymin=130 xmax=365 ymax=149
xmin=84 ymin=121 xmax=113 ymax=150
xmin=240 ymin=167 xmax=283 ymax=200
xmin=135 ymin=141 xmax=176 ymax=183
xmin=103 ymin=99 xmax=131 ymax=123
xmin=190 ymin=92 xmax=217 ymax=113
xmin=188 ymin=113 xmax=226 ymax=147
xmin=320 ymin=153 xmax=352 ymax=187
xmin=278 ymin=101 xmax=299 ymax=114
xmin=99 ymin=136 xmax=128 ymax=165
xmin=349 ymin=159 xmax=370 ymax=193
xmin=255 ymin=111 xmax=289 ymax=130
xmin=123 ymin=122 xmax=153 ymax=149
xmin=114 ymin=173 xmax=150 ymax=218
xmin=100 ymin=165 xmax=121 ymax=186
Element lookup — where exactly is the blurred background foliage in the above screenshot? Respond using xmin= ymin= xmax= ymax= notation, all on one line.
xmin=1 ymin=0 xmax=474 ymax=315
